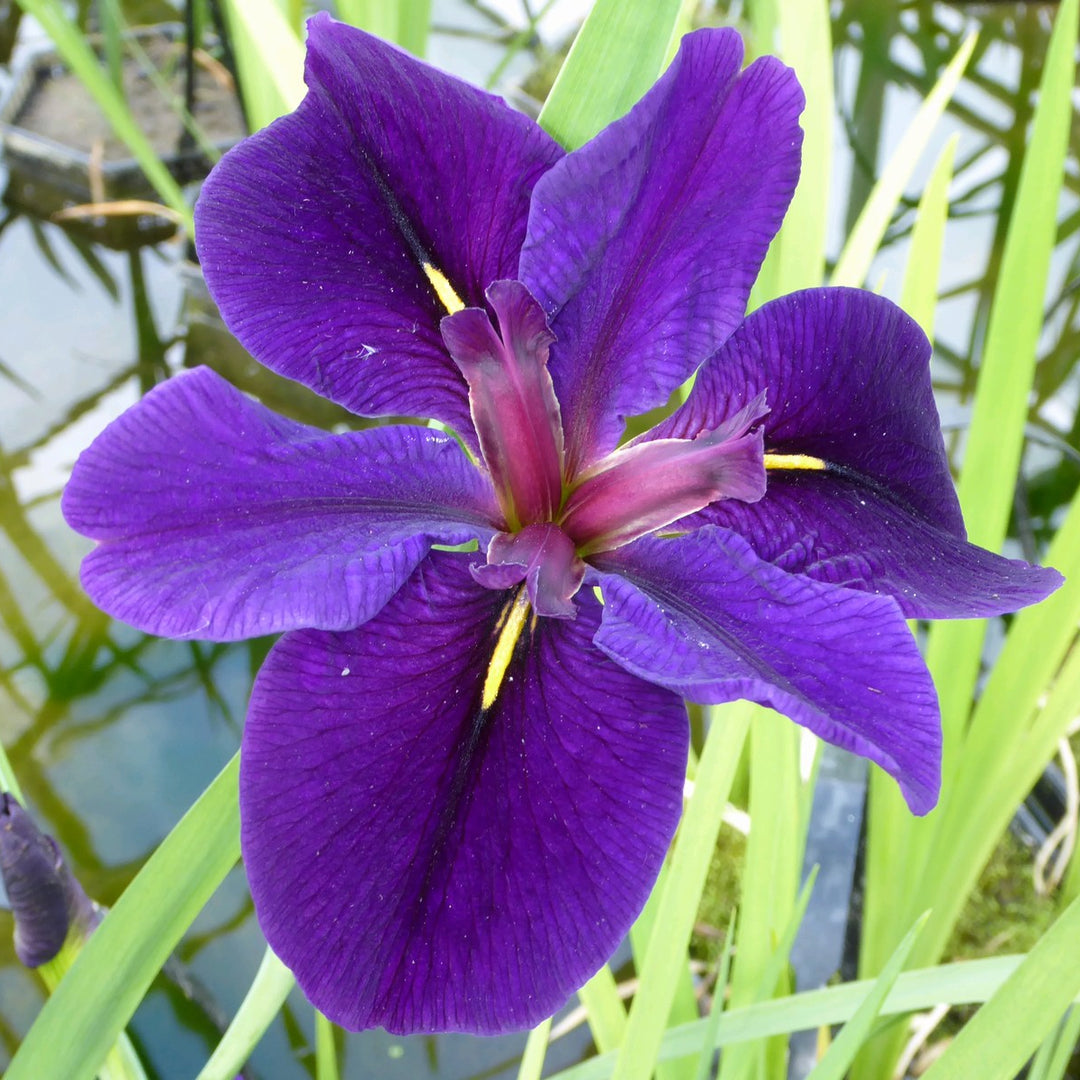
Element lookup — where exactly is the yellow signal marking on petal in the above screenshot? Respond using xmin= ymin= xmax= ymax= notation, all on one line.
xmin=423 ymin=262 xmax=465 ymax=315
xmin=482 ymin=589 xmax=530 ymax=712
xmin=764 ymin=453 xmax=828 ymax=471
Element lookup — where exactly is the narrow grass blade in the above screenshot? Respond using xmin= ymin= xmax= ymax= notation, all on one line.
xmin=397 ymin=0 xmax=432 ymax=58
xmin=921 ymin=891 xmax=1080 ymax=1080
xmin=693 ymin=911 xmax=737 ymax=1080
xmin=578 ymin=965 xmax=626 ymax=1054
xmin=544 ymin=951 xmax=1080 ymax=1080
xmin=315 ymin=1011 xmax=339 ymax=1080
xmin=12 ymin=0 xmax=191 ymax=229
xmin=747 ymin=0 xmax=778 ymax=57
xmin=663 ymin=0 xmax=700 ymax=67
xmin=336 ymin=0 xmax=399 ymax=39
xmin=629 ymin=861 xmax=699 ymax=1080
xmin=807 ymin=913 xmax=929 ymax=1080
xmin=517 ymin=1018 xmax=553 ymax=1080
xmin=900 ymin=134 xmax=958 ymax=337
xmin=338 ymin=0 xmax=431 ymax=56
xmin=927 ymin=0 xmax=1079 ymax=765
xmin=724 ymin=710 xmax=802 ymax=1018
xmin=774 ymin=0 xmax=832 ymax=293
xmin=831 ymin=34 xmax=975 ymax=288
xmin=6 ymin=754 xmax=240 ymax=1080
xmin=1034 ymin=1006 xmax=1080 ymax=1080
xmin=223 ymin=0 xmax=305 ymax=131
xmin=748 ymin=0 xmax=832 ymax=306
xmin=537 ymin=0 xmax=684 ymax=149
xmin=719 ymin=867 xmax=818 ymax=1080
xmin=195 ymin=946 xmax=295 ymax=1080
xmin=610 ymin=702 xmax=752 ymax=1080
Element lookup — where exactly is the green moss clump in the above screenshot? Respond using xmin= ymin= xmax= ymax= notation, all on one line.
xmin=946 ymin=829 xmax=1057 ymax=960
xmin=691 ymin=825 xmax=747 ymax=965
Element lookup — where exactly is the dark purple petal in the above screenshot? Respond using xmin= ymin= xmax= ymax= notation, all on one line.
xmin=650 ymin=287 xmax=1062 ymax=616
xmin=519 ymin=28 xmax=803 ymax=473
xmin=655 ymin=287 xmax=964 ymax=532
xmin=241 ymin=553 xmax=687 ymax=1033
xmin=195 ymin=14 xmax=562 ymax=439
xmin=591 ymin=528 xmax=940 ymax=814
xmin=62 ymin=368 xmax=499 ymax=641
xmin=691 ymin=472 xmax=1063 ymax=618
xmin=442 ymin=281 xmax=564 ymax=528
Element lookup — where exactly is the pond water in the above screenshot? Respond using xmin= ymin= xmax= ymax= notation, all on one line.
xmin=0 ymin=2 xmax=1076 ymax=1077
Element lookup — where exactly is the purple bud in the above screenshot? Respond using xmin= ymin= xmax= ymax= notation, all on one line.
xmin=0 ymin=793 xmax=99 ymax=967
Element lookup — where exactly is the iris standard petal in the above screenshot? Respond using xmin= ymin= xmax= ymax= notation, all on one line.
xmin=592 ymin=528 xmax=940 ymax=814
xmin=241 ymin=553 xmax=687 ymax=1034
xmin=693 ymin=471 xmax=1063 ymax=618
xmin=195 ymin=14 xmax=563 ymax=439
xmin=62 ymin=368 xmax=499 ymax=641
xmin=519 ymin=28 xmax=803 ymax=472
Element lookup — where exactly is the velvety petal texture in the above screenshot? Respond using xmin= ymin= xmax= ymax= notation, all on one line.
xmin=653 ymin=288 xmax=1061 ymax=615
xmin=63 ymin=368 xmax=499 ymax=640
xmin=656 ymin=288 xmax=962 ymax=528
xmin=696 ymin=472 xmax=1062 ymax=618
xmin=196 ymin=14 xmax=562 ymax=438
xmin=519 ymin=28 xmax=804 ymax=471
xmin=241 ymin=554 xmax=687 ymax=1033
xmin=592 ymin=529 xmax=941 ymax=813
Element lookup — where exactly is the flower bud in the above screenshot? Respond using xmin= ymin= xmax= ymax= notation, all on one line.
xmin=0 ymin=793 xmax=100 ymax=967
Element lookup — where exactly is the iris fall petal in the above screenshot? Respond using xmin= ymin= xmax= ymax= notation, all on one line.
xmin=241 ymin=554 xmax=687 ymax=1033
xmin=592 ymin=528 xmax=941 ymax=814
xmin=63 ymin=368 xmax=499 ymax=640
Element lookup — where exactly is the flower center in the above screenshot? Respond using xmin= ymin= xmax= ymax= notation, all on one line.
xmin=442 ymin=280 xmax=768 ymax=616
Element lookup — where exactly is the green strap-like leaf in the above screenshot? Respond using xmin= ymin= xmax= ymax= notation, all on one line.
xmin=517 ymin=1018 xmax=553 ymax=1080
xmin=6 ymin=754 xmax=241 ymax=1080
xmin=543 ymin=951 xmax=1080 ymax=1080
xmin=920 ymin=891 xmax=1080 ymax=1080
xmin=578 ymin=964 xmax=627 ymax=1054
xmin=807 ymin=913 xmax=929 ymax=1080
xmin=315 ymin=1011 xmax=340 ymax=1080
xmin=223 ymin=0 xmax=305 ymax=131
xmin=537 ymin=0 xmax=685 ymax=150
xmin=335 ymin=0 xmax=431 ymax=55
xmin=610 ymin=703 xmax=752 ymax=1080
xmin=195 ymin=946 xmax=295 ymax=1080
xmin=900 ymin=134 xmax=958 ymax=338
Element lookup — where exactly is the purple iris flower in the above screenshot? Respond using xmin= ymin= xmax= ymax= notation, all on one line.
xmin=62 ymin=15 xmax=1060 ymax=1035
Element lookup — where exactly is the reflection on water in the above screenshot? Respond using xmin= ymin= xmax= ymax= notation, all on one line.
xmin=0 ymin=2 xmax=1077 ymax=1077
